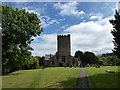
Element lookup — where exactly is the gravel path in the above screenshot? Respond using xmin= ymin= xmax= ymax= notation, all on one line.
xmin=76 ymin=68 xmax=89 ymax=89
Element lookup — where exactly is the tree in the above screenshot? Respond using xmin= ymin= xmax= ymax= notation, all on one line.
xmin=74 ymin=50 xmax=84 ymax=65
xmin=74 ymin=50 xmax=99 ymax=66
xmin=109 ymin=10 xmax=120 ymax=58
xmin=2 ymin=5 xmax=43 ymax=74
xmin=30 ymin=56 xmax=40 ymax=69
xmin=83 ymin=51 xmax=98 ymax=65
xmin=74 ymin=50 xmax=83 ymax=59
xmin=112 ymin=57 xmax=120 ymax=65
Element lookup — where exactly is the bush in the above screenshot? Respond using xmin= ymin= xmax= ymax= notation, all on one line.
xmin=30 ymin=57 xmax=40 ymax=69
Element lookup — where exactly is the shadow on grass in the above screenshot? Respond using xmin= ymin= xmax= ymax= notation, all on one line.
xmin=47 ymin=77 xmax=78 ymax=89
xmin=46 ymin=77 xmax=77 ymax=88
xmin=2 ymin=69 xmax=120 ymax=89
xmin=87 ymin=71 xmax=119 ymax=89
xmin=57 ymin=77 xmax=77 ymax=88
xmin=87 ymin=72 xmax=119 ymax=89
xmin=46 ymin=72 xmax=119 ymax=89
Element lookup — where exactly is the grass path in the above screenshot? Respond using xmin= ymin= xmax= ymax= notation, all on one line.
xmin=76 ymin=68 xmax=89 ymax=89
xmin=3 ymin=67 xmax=80 ymax=88
xmin=86 ymin=66 xmax=119 ymax=88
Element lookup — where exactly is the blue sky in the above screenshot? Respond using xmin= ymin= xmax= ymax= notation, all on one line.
xmin=2 ymin=1 xmax=119 ymax=56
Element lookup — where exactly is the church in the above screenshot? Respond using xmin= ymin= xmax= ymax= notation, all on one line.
xmin=45 ymin=34 xmax=80 ymax=67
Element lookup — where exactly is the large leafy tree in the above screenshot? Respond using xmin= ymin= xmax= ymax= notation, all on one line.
xmin=74 ymin=50 xmax=98 ymax=66
xmin=74 ymin=50 xmax=83 ymax=59
xmin=83 ymin=51 xmax=98 ymax=65
xmin=109 ymin=10 xmax=120 ymax=58
xmin=74 ymin=50 xmax=84 ymax=63
xmin=2 ymin=5 xmax=43 ymax=74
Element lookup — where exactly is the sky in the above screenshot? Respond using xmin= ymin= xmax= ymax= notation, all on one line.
xmin=2 ymin=1 xmax=119 ymax=56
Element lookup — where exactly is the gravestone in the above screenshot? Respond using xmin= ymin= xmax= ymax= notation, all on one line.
xmin=106 ymin=70 xmax=115 ymax=73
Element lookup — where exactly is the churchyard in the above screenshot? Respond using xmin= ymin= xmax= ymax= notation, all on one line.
xmin=2 ymin=66 xmax=119 ymax=88
xmin=86 ymin=66 xmax=119 ymax=88
xmin=2 ymin=2 xmax=120 ymax=89
xmin=2 ymin=67 xmax=80 ymax=88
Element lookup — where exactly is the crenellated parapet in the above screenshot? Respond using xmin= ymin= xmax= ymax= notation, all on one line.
xmin=57 ymin=34 xmax=70 ymax=37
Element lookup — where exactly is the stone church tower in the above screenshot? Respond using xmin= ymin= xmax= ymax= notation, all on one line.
xmin=47 ymin=34 xmax=78 ymax=67
xmin=58 ymin=34 xmax=71 ymax=54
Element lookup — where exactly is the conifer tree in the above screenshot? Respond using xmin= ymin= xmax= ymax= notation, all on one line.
xmin=109 ymin=10 xmax=120 ymax=58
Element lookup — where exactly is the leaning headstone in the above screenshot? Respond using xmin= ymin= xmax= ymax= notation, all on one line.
xmin=106 ymin=70 xmax=115 ymax=73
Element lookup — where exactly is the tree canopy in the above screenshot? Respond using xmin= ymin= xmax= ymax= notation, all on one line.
xmin=2 ymin=5 xmax=43 ymax=74
xmin=74 ymin=50 xmax=83 ymax=59
xmin=74 ymin=50 xmax=98 ymax=66
xmin=109 ymin=10 xmax=120 ymax=58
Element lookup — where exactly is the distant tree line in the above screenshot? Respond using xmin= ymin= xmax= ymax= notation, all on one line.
xmin=101 ymin=53 xmax=115 ymax=57
xmin=99 ymin=53 xmax=120 ymax=66
xmin=75 ymin=51 xmax=120 ymax=67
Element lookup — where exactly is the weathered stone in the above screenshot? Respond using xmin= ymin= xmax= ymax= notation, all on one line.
xmin=45 ymin=34 xmax=80 ymax=67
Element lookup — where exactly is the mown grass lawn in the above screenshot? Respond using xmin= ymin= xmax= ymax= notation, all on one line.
xmin=2 ymin=67 xmax=80 ymax=88
xmin=86 ymin=66 xmax=119 ymax=88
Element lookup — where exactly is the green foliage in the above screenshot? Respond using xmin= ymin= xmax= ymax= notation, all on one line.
xmin=98 ymin=56 xmax=120 ymax=66
xmin=74 ymin=50 xmax=99 ymax=66
xmin=112 ymin=57 xmax=120 ymax=65
xmin=84 ymin=51 xmax=99 ymax=65
xmin=74 ymin=50 xmax=84 ymax=59
xmin=109 ymin=10 xmax=120 ymax=58
xmin=30 ymin=57 xmax=40 ymax=69
xmin=2 ymin=5 xmax=43 ymax=74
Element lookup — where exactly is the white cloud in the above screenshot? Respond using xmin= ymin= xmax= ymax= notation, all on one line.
xmin=31 ymin=16 xmax=114 ymax=56
xmin=23 ymin=7 xmax=60 ymax=28
xmin=31 ymin=34 xmax=57 ymax=56
xmin=40 ymin=16 xmax=60 ymax=27
xmin=60 ymin=25 xmax=69 ymax=29
xmin=60 ymin=26 xmax=66 ymax=29
xmin=23 ymin=7 xmax=40 ymax=16
xmin=64 ymin=16 xmax=114 ymax=55
xmin=54 ymin=2 xmax=85 ymax=17
xmin=118 ymin=2 xmax=120 ymax=10
xmin=90 ymin=15 xmax=102 ymax=20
